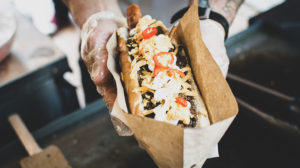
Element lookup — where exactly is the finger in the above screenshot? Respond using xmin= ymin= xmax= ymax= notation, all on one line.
xmin=83 ymin=21 xmax=118 ymax=85
xmin=96 ymin=77 xmax=117 ymax=111
xmin=89 ymin=35 xmax=111 ymax=86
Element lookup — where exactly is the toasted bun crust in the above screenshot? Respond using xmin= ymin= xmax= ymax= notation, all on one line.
xmin=118 ymin=33 xmax=143 ymax=116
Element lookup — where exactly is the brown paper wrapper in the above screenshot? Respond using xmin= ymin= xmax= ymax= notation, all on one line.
xmin=106 ymin=0 xmax=238 ymax=167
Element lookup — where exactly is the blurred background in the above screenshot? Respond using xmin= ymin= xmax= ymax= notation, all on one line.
xmin=1 ymin=0 xmax=300 ymax=167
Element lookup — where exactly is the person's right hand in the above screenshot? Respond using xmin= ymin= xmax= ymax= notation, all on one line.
xmin=64 ymin=0 xmax=133 ymax=135
xmin=63 ymin=0 xmax=123 ymax=110
xmin=81 ymin=17 xmax=134 ymax=135
xmin=81 ymin=19 xmax=119 ymax=111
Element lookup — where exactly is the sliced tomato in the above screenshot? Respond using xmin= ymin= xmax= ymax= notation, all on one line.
xmin=153 ymin=66 xmax=166 ymax=76
xmin=153 ymin=52 xmax=174 ymax=68
xmin=142 ymin=27 xmax=157 ymax=39
xmin=166 ymin=69 xmax=185 ymax=78
xmin=176 ymin=96 xmax=188 ymax=107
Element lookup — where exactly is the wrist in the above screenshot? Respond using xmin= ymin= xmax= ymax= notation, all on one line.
xmin=64 ymin=0 xmax=122 ymax=28
xmin=170 ymin=6 xmax=229 ymax=40
xmin=209 ymin=0 xmax=244 ymax=25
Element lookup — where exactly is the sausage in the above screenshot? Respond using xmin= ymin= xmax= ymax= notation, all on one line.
xmin=126 ymin=4 xmax=142 ymax=29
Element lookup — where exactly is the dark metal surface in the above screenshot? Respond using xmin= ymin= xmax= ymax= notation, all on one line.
xmin=227 ymin=22 xmax=300 ymax=128
xmin=249 ymin=0 xmax=300 ymax=41
xmin=228 ymin=73 xmax=294 ymax=102
xmin=212 ymin=21 xmax=300 ymax=168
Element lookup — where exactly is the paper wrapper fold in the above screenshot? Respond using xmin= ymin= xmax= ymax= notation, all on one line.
xmin=106 ymin=0 xmax=238 ymax=167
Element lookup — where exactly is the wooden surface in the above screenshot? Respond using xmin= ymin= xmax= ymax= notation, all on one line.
xmin=0 ymin=1 xmax=63 ymax=85
xmin=20 ymin=145 xmax=71 ymax=168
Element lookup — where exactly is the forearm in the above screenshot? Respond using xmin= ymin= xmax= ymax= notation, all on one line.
xmin=209 ymin=0 xmax=244 ymax=25
xmin=63 ymin=0 xmax=122 ymax=28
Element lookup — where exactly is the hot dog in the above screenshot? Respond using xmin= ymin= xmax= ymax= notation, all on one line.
xmin=117 ymin=4 xmax=210 ymax=127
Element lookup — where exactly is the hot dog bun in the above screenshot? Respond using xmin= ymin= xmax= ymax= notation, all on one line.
xmin=117 ymin=4 xmax=210 ymax=128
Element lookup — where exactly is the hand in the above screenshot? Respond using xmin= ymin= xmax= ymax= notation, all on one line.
xmin=81 ymin=19 xmax=119 ymax=110
xmin=187 ymin=0 xmax=245 ymax=76
xmin=199 ymin=19 xmax=229 ymax=77
xmin=63 ymin=0 xmax=123 ymax=110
